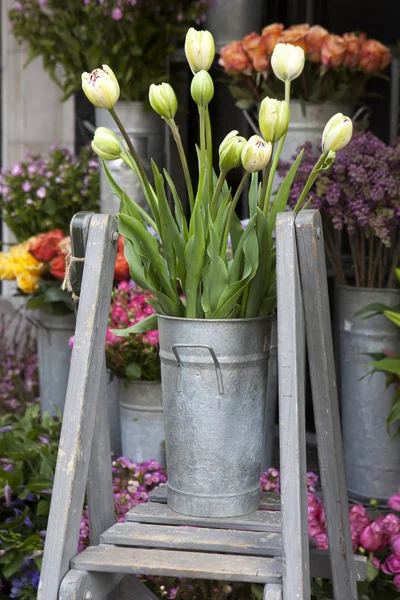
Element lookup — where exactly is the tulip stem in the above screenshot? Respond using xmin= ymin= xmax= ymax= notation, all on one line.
xmin=259 ymin=147 xmax=273 ymax=210
xmin=109 ymin=107 xmax=156 ymax=215
xmin=262 ymin=80 xmax=291 ymax=217
xmin=210 ymin=171 xmax=227 ymax=219
xmin=168 ymin=119 xmax=195 ymax=212
xmin=195 ymin=106 xmax=207 ymax=209
xmin=206 ymin=107 xmax=213 ymax=208
xmin=221 ymin=171 xmax=250 ymax=257
xmin=293 ymin=152 xmax=327 ymax=214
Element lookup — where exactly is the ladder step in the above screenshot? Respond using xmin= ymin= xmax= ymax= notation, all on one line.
xmin=149 ymin=485 xmax=281 ymax=511
xmin=101 ymin=522 xmax=283 ymax=556
xmin=70 ymin=544 xmax=283 ymax=583
xmin=99 ymin=522 xmax=367 ymax=581
xmin=126 ymin=502 xmax=281 ymax=532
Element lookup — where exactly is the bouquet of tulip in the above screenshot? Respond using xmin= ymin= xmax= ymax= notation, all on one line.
xmin=0 ymin=229 xmax=74 ymax=314
xmin=0 ymin=146 xmax=99 ymax=242
xmin=106 ymin=281 xmax=160 ymax=381
xmin=81 ymin=30 xmax=353 ymax=329
xmin=219 ymin=23 xmax=391 ymax=110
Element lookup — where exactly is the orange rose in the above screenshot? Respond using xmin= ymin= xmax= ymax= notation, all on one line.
xmin=219 ymin=41 xmax=253 ymax=74
xmin=278 ymin=26 xmax=308 ymax=52
xmin=306 ymin=25 xmax=329 ymax=62
xmin=29 ymin=229 xmax=64 ymax=262
xmin=49 ymin=255 xmax=66 ymax=281
xmin=287 ymin=23 xmax=310 ymax=34
xmin=359 ymin=39 xmax=391 ymax=73
xmin=241 ymin=31 xmax=261 ymax=54
xmin=321 ymin=35 xmax=347 ymax=68
xmin=241 ymin=32 xmax=270 ymax=72
xmin=261 ymin=23 xmax=284 ymax=55
xmin=114 ymin=252 xmax=130 ymax=282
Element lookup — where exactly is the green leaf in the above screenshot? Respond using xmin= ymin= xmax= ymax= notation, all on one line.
xmin=3 ymin=552 xmax=24 ymax=579
xmin=184 ymin=204 xmax=205 ymax=318
xmin=163 ymin=169 xmax=189 ymax=243
xmin=110 ymin=314 xmax=158 ymax=337
xmin=366 ymin=557 xmax=379 ymax=583
xmin=36 ymin=499 xmax=50 ymax=518
xmin=384 ymin=309 xmax=400 ymax=328
xmin=230 ymin=212 xmax=244 ymax=257
xmin=25 ymin=295 xmax=48 ymax=311
xmin=367 ymin=357 xmax=400 ymax=376
xmin=248 ymin=173 xmax=259 ymax=218
xmin=202 ymin=227 xmax=229 ymax=317
xmin=125 ymin=363 xmax=142 ymax=380
xmin=245 ymin=208 xmax=271 ymax=317
xmin=268 ymin=149 xmax=304 ymax=244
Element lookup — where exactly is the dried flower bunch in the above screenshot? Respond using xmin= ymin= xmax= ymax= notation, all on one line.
xmin=219 ymin=23 xmax=391 ymax=108
xmin=9 ymin=0 xmax=208 ymax=101
xmin=0 ymin=146 xmax=99 ymax=241
xmin=280 ymin=132 xmax=400 ymax=288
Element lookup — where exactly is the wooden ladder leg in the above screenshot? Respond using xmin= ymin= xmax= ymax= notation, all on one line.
xmin=59 ymin=570 xmax=123 ymax=599
xmin=37 ymin=214 xmax=118 ymax=600
xmin=295 ymin=210 xmax=357 ymax=600
xmin=276 ymin=213 xmax=310 ymax=600
xmin=264 ymin=583 xmax=283 ymax=600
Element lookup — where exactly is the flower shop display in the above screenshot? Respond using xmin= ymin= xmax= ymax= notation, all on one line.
xmin=0 ymin=230 xmax=75 ymax=417
xmin=9 ymin=0 xmax=208 ymax=212
xmin=281 ymin=132 xmax=400 ymax=502
xmin=0 ymin=146 xmax=99 ymax=242
xmin=82 ymin=26 xmax=354 ymax=517
xmin=218 ymin=23 xmax=391 ymax=162
xmin=107 ymin=280 xmax=164 ymax=464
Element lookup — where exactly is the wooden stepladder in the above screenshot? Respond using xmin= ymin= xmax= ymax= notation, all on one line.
xmin=38 ymin=210 xmax=366 ymax=600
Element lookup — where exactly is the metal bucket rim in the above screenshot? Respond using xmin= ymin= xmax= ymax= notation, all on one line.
xmin=156 ymin=314 xmax=274 ymax=324
xmin=336 ymin=284 xmax=400 ymax=293
xmin=121 ymin=379 xmax=161 ymax=388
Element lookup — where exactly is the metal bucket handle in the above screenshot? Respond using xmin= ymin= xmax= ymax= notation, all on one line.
xmin=171 ymin=344 xmax=224 ymax=395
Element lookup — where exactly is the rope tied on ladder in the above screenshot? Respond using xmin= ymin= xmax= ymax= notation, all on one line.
xmin=62 ymin=250 xmax=85 ymax=301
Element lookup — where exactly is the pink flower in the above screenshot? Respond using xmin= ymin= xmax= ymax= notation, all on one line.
xmin=307 ymin=492 xmax=322 ymax=522
xmin=382 ymin=554 xmax=400 ymax=574
xmin=308 ymin=519 xmax=323 ymax=538
xmin=36 ymin=186 xmax=46 ymax=198
xmin=22 ymin=181 xmax=32 ymax=192
xmin=391 ymin=534 xmax=400 ymax=555
xmin=118 ymin=281 xmax=130 ymax=293
xmin=111 ymin=7 xmax=123 ymax=19
xmin=349 ymin=504 xmax=370 ymax=533
xmin=359 ymin=522 xmax=384 ymax=552
xmin=315 ymin=532 xmax=328 ymax=550
xmin=68 ymin=336 xmax=74 ymax=349
xmin=382 ymin=513 xmax=400 ymax=536
xmin=11 ymin=163 xmax=23 ymax=176
xmin=389 ymin=494 xmax=400 ymax=512
xmin=146 ymin=330 xmax=159 ymax=346
xmin=371 ymin=556 xmax=381 ymax=570
xmin=394 ymin=574 xmax=400 ymax=590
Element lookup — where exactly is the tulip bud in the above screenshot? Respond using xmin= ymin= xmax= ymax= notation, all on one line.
xmin=322 ymin=113 xmax=353 ymax=153
xmin=241 ymin=135 xmax=272 ymax=172
xmin=271 ymin=43 xmax=305 ymax=82
xmin=259 ymin=97 xmax=290 ymax=143
xmin=190 ymin=70 xmax=214 ymax=107
xmin=219 ymin=130 xmax=247 ymax=172
xmin=149 ymin=82 xmax=178 ymax=121
xmin=185 ymin=28 xmax=215 ymax=74
xmin=91 ymin=127 xmax=121 ymax=161
xmin=81 ymin=64 xmax=120 ymax=109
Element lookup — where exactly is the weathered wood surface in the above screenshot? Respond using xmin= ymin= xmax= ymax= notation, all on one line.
xmin=276 ymin=213 xmax=310 ymax=599
xmin=126 ymin=501 xmax=281 ymax=532
xmin=37 ymin=214 xmax=118 ymax=600
xmin=59 ymin=570 xmax=123 ymax=600
xmin=149 ymin=484 xmax=282 ymax=511
xmin=264 ymin=583 xmax=282 ymax=600
xmin=295 ymin=210 xmax=358 ymax=600
xmin=71 ymin=544 xmax=283 ymax=583
xmin=101 ymin=522 xmax=283 ymax=556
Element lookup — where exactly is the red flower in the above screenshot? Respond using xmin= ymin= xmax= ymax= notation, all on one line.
xmin=49 ymin=255 xmax=66 ymax=280
xmin=29 ymin=229 xmax=64 ymax=262
xmin=114 ymin=252 xmax=130 ymax=281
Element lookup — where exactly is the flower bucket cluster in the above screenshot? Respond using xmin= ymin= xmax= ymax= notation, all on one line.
xmin=0 ymin=146 xmax=99 ymax=242
xmin=219 ymin=23 xmax=391 ymax=107
xmin=106 ymin=281 xmax=160 ymax=382
xmin=82 ymin=29 xmax=353 ymax=330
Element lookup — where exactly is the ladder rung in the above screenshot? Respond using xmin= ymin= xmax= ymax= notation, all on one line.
xmin=71 ymin=544 xmax=283 ymax=583
xmin=126 ymin=501 xmax=281 ymax=532
xmin=149 ymin=485 xmax=281 ymax=511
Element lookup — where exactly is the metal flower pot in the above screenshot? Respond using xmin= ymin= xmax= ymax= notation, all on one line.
xmin=262 ymin=317 xmax=278 ymax=472
xmin=36 ymin=311 xmax=76 ymax=417
xmin=119 ymin=379 xmax=165 ymax=465
xmin=158 ymin=315 xmax=272 ymax=517
xmin=206 ymin=0 xmax=263 ymax=48
xmin=336 ymin=285 xmax=400 ymax=502
xmin=106 ymin=371 xmax=121 ymax=458
xmin=95 ymin=101 xmax=165 ymax=214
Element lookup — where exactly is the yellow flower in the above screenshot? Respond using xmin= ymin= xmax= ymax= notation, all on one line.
xmin=0 ymin=252 xmax=15 ymax=280
xmin=0 ymin=242 xmax=45 ymax=284
xmin=16 ymin=272 xmax=41 ymax=294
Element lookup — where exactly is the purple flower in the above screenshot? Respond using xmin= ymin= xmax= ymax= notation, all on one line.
xmin=36 ymin=186 xmax=46 ymax=199
xmin=0 ymin=425 xmax=12 ymax=433
xmin=359 ymin=522 xmax=384 ymax=552
xmin=22 ymin=181 xmax=32 ymax=192
xmin=395 ymin=574 xmax=400 ymax=590
xmin=11 ymin=163 xmax=23 ymax=176
xmin=112 ymin=7 xmax=123 ymax=19
xmin=389 ymin=494 xmax=400 ymax=512
xmin=382 ymin=554 xmax=400 ymax=574
xmin=391 ymin=534 xmax=400 ymax=555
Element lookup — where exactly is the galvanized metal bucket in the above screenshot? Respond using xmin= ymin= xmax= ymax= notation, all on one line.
xmin=158 ymin=315 xmax=271 ymax=517
xmin=36 ymin=311 xmax=76 ymax=417
xmin=119 ymin=380 xmax=165 ymax=465
xmin=95 ymin=101 xmax=165 ymax=214
xmin=336 ymin=285 xmax=400 ymax=502
xmin=106 ymin=372 xmax=122 ymax=458
xmin=262 ymin=317 xmax=278 ymax=472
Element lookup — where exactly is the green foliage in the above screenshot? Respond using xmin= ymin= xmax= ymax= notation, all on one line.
xmin=25 ymin=280 xmax=75 ymax=316
xmin=9 ymin=0 xmax=208 ymax=101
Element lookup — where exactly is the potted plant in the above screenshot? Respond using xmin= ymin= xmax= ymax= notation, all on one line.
xmin=82 ymin=29 xmax=353 ymax=517
xmin=218 ymin=23 xmax=391 ymax=162
xmin=106 ymin=279 xmax=163 ymax=464
xmin=8 ymin=0 xmax=208 ymax=212
xmin=281 ymin=131 xmax=400 ymax=502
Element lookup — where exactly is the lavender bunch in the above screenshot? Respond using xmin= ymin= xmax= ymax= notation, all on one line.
xmin=280 ymin=132 xmax=400 ymax=288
